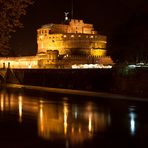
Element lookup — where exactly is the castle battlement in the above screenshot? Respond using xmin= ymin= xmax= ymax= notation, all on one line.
xmin=37 ymin=19 xmax=107 ymax=56
xmin=0 ymin=18 xmax=113 ymax=69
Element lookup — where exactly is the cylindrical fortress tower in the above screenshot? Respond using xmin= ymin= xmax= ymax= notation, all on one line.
xmin=37 ymin=19 xmax=107 ymax=57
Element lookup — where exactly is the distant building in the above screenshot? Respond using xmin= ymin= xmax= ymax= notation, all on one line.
xmin=0 ymin=19 xmax=113 ymax=69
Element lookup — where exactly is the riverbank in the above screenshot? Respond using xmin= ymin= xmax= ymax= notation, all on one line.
xmin=5 ymin=83 xmax=148 ymax=102
xmin=2 ymin=67 xmax=148 ymax=99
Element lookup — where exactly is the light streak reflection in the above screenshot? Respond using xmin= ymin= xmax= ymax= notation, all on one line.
xmin=0 ymin=93 xmax=4 ymax=112
xmin=63 ymin=103 xmax=68 ymax=135
xmin=0 ymin=91 xmax=111 ymax=144
xmin=129 ymin=107 xmax=137 ymax=136
xmin=18 ymin=95 xmax=23 ymax=123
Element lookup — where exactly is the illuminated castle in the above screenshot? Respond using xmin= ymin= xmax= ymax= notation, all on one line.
xmin=0 ymin=17 xmax=113 ymax=69
xmin=37 ymin=19 xmax=107 ymax=56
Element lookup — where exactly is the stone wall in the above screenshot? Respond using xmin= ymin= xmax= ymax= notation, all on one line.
xmin=37 ymin=33 xmax=107 ymax=55
xmin=37 ymin=19 xmax=107 ymax=55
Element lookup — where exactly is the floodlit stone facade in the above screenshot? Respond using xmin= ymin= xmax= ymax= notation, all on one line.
xmin=0 ymin=19 xmax=113 ymax=69
xmin=37 ymin=19 xmax=107 ymax=56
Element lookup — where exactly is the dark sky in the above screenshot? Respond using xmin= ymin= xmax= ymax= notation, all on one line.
xmin=10 ymin=0 xmax=148 ymax=56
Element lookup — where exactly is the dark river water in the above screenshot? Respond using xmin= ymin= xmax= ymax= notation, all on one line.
xmin=0 ymin=88 xmax=148 ymax=148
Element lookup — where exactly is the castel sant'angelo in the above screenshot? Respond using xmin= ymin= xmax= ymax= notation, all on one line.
xmin=0 ymin=14 xmax=113 ymax=69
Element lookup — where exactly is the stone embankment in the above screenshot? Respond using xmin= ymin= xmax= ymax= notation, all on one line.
xmin=1 ymin=67 xmax=148 ymax=98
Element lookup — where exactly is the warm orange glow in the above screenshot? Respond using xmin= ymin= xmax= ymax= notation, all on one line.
xmin=37 ymin=19 xmax=107 ymax=56
xmin=72 ymin=127 xmax=74 ymax=134
xmin=0 ymin=19 xmax=113 ymax=69
xmin=5 ymin=94 xmax=9 ymax=111
xmin=10 ymin=94 xmax=15 ymax=107
xmin=63 ymin=103 xmax=68 ymax=135
xmin=0 ymin=57 xmax=38 ymax=69
xmin=36 ymin=101 xmax=111 ymax=142
xmin=39 ymin=35 xmax=44 ymax=40
xmin=39 ymin=103 xmax=44 ymax=133
xmin=91 ymin=49 xmax=106 ymax=56
xmin=0 ymin=91 xmax=112 ymax=144
xmin=1 ymin=93 xmax=112 ymax=143
xmin=0 ymin=93 xmax=4 ymax=111
xmin=88 ymin=114 xmax=92 ymax=132
xmin=78 ymin=127 xmax=81 ymax=133
xmin=18 ymin=95 xmax=23 ymax=122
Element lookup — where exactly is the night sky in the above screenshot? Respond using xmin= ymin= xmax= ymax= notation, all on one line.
xmin=10 ymin=0 xmax=148 ymax=57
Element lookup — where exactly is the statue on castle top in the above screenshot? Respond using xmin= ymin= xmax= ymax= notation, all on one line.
xmin=64 ymin=12 xmax=69 ymax=22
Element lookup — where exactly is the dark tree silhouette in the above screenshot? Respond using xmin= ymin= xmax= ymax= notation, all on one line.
xmin=108 ymin=13 xmax=148 ymax=63
xmin=0 ymin=0 xmax=32 ymax=56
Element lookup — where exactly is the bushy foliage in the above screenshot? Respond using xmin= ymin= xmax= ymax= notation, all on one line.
xmin=108 ymin=14 xmax=148 ymax=63
xmin=0 ymin=0 xmax=32 ymax=56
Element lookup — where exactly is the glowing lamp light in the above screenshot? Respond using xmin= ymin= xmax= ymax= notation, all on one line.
xmin=72 ymin=64 xmax=112 ymax=69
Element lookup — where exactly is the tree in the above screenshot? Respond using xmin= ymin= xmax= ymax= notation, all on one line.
xmin=108 ymin=14 xmax=148 ymax=63
xmin=0 ymin=0 xmax=32 ymax=56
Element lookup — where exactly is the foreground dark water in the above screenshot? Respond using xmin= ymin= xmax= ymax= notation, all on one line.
xmin=0 ymin=88 xmax=148 ymax=148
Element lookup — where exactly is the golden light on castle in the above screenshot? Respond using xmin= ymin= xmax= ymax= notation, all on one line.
xmin=0 ymin=18 xmax=113 ymax=69
xmin=37 ymin=19 xmax=107 ymax=56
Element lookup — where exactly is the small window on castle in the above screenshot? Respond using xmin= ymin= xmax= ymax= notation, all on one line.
xmin=39 ymin=35 xmax=43 ymax=40
xmin=78 ymin=35 xmax=81 ymax=37
xmin=63 ymin=35 xmax=67 ymax=38
xmin=90 ymin=35 xmax=94 ymax=38
xmin=71 ymin=35 xmax=74 ymax=38
xmin=49 ymin=30 xmax=52 ymax=34
xmin=39 ymin=31 xmax=41 ymax=34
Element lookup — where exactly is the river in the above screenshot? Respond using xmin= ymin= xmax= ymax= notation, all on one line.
xmin=0 ymin=87 xmax=148 ymax=147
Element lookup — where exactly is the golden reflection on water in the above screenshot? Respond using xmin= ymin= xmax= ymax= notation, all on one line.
xmin=88 ymin=114 xmax=92 ymax=133
xmin=63 ymin=102 xmax=68 ymax=135
xmin=0 ymin=93 xmax=4 ymax=111
xmin=0 ymin=91 xmax=38 ymax=120
xmin=18 ymin=95 xmax=23 ymax=122
xmin=39 ymin=104 xmax=44 ymax=134
xmin=38 ymin=101 xmax=111 ymax=143
xmin=0 ymin=90 xmax=111 ymax=144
